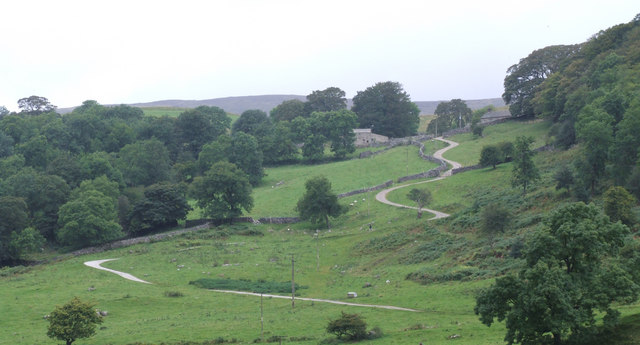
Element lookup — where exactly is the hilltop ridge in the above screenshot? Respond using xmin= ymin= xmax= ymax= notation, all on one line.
xmin=58 ymin=95 xmax=505 ymax=115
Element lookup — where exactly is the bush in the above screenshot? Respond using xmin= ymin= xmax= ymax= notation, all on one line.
xmin=164 ymin=291 xmax=184 ymax=297
xmin=326 ymin=312 xmax=367 ymax=340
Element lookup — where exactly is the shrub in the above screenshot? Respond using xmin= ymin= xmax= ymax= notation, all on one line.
xmin=164 ymin=291 xmax=184 ymax=297
xmin=326 ymin=312 xmax=368 ymax=340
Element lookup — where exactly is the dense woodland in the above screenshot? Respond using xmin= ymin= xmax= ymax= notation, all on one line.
xmin=0 ymin=82 xmax=420 ymax=264
xmin=502 ymin=13 xmax=640 ymax=201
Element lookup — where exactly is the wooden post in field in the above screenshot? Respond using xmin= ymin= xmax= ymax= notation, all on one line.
xmin=260 ymin=293 xmax=264 ymax=342
xmin=291 ymin=254 xmax=295 ymax=309
xmin=315 ymin=230 xmax=319 ymax=272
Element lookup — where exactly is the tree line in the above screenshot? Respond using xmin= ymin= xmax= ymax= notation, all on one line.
xmin=500 ymin=13 xmax=640 ymax=201
xmin=0 ymin=81 xmax=421 ymax=264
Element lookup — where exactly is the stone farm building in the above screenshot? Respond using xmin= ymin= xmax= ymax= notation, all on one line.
xmin=354 ymin=128 xmax=389 ymax=147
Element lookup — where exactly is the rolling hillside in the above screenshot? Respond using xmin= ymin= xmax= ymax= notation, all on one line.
xmin=58 ymin=95 xmax=505 ymax=115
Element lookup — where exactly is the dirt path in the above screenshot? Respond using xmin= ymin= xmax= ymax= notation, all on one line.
xmin=375 ymin=137 xmax=461 ymax=220
xmin=84 ymin=259 xmax=419 ymax=312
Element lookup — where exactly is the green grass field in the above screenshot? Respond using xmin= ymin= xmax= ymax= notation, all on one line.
xmin=2 ymin=120 xmax=639 ymax=345
xmin=250 ymin=143 xmax=440 ymax=217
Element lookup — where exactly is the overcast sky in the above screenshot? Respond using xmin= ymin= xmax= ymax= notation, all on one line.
xmin=1 ymin=0 xmax=638 ymax=111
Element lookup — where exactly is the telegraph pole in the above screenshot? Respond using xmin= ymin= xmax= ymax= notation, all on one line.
xmin=315 ymin=230 xmax=319 ymax=272
xmin=291 ymin=254 xmax=295 ymax=309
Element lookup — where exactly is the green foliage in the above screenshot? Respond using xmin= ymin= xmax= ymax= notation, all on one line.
xmin=480 ymin=203 xmax=512 ymax=239
xmin=604 ymin=186 xmax=637 ymax=226
xmin=129 ymin=183 xmax=192 ymax=235
xmin=554 ymin=166 xmax=574 ymax=193
xmin=427 ymin=99 xmax=473 ymax=134
xmin=189 ymin=278 xmax=305 ymax=294
xmin=269 ymin=99 xmax=306 ymax=122
xmin=503 ymin=44 xmax=578 ymax=117
xmin=189 ymin=162 xmax=253 ymax=220
xmin=230 ymin=131 xmax=264 ymax=186
xmin=18 ymin=95 xmax=56 ymax=115
xmin=479 ymin=145 xmax=501 ymax=169
xmin=475 ymin=202 xmax=638 ymax=345
xmin=47 ymin=297 xmax=103 ymax=345
xmin=0 ymin=196 xmax=29 ymax=262
xmin=175 ymin=106 xmax=230 ymax=156
xmin=326 ymin=312 xmax=368 ymax=340
xmin=407 ymin=187 xmax=432 ymax=218
xmin=306 ymin=87 xmax=347 ymax=113
xmin=352 ymin=81 xmax=419 ymax=138
xmin=296 ymin=176 xmax=345 ymax=229
xmin=56 ymin=189 xmax=123 ymax=249
xmin=9 ymin=227 xmax=45 ymax=260
xmin=118 ymin=138 xmax=171 ymax=186
xmin=323 ymin=109 xmax=358 ymax=159
xmin=231 ymin=109 xmax=271 ymax=139
xmin=511 ymin=136 xmax=539 ymax=194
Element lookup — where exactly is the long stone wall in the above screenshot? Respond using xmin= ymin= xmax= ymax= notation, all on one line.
xmin=337 ymin=180 xmax=394 ymax=199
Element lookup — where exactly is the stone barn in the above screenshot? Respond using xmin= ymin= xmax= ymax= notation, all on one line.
xmin=354 ymin=128 xmax=389 ymax=147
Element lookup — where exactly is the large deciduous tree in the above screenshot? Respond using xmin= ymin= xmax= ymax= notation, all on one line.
xmin=296 ymin=176 xmax=345 ymax=229
xmin=230 ymin=131 xmax=264 ymax=186
xmin=117 ymin=139 xmax=171 ymax=186
xmin=47 ymin=297 xmax=103 ymax=345
xmin=270 ymin=99 xmax=307 ymax=122
xmin=0 ymin=196 xmax=29 ymax=263
xmin=175 ymin=106 xmax=230 ymax=155
xmin=427 ymin=99 xmax=472 ymax=134
xmin=18 ymin=95 xmax=57 ymax=115
xmin=323 ymin=109 xmax=358 ymax=159
xmin=56 ymin=189 xmax=123 ymax=248
xmin=351 ymin=81 xmax=419 ymax=138
xmin=232 ymin=109 xmax=272 ymax=139
xmin=306 ymin=87 xmax=347 ymax=113
xmin=190 ymin=161 xmax=253 ymax=220
xmin=475 ymin=202 xmax=637 ymax=345
xmin=503 ymin=45 xmax=578 ymax=118
xmin=129 ymin=183 xmax=191 ymax=235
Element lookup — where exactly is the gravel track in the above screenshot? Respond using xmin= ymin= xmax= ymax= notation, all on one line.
xmin=375 ymin=137 xmax=461 ymax=220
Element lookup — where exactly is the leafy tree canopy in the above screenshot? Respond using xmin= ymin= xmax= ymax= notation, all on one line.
xmin=352 ymin=81 xmax=419 ymax=138
xmin=475 ymin=202 xmax=638 ymax=345
xmin=296 ymin=175 xmax=345 ymax=228
xmin=306 ymin=86 xmax=347 ymax=113
xmin=18 ymin=95 xmax=57 ymax=115
xmin=47 ymin=297 xmax=103 ymax=345
xmin=189 ymin=161 xmax=253 ymax=220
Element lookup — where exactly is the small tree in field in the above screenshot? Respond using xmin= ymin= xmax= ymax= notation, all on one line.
xmin=511 ymin=136 xmax=539 ymax=195
xmin=296 ymin=176 xmax=345 ymax=229
xmin=326 ymin=312 xmax=367 ymax=340
xmin=47 ymin=297 xmax=103 ymax=345
xmin=480 ymin=203 xmax=511 ymax=245
xmin=407 ymin=188 xmax=432 ymax=218
xmin=479 ymin=145 xmax=501 ymax=169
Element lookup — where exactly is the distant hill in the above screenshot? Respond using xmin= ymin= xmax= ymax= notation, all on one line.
xmin=59 ymin=95 xmax=505 ymax=115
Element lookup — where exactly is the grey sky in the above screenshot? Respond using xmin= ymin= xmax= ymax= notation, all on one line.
xmin=1 ymin=0 xmax=637 ymax=111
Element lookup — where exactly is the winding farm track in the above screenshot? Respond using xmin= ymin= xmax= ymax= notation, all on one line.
xmin=83 ymin=140 xmax=462 ymax=311
xmin=83 ymin=259 xmax=419 ymax=312
xmin=375 ymin=137 xmax=461 ymax=219
xmin=84 ymin=259 xmax=152 ymax=284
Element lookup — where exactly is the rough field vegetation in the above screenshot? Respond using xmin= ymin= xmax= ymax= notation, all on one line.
xmin=2 ymin=120 xmax=640 ymax=345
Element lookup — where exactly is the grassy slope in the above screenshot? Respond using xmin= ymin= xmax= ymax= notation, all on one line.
xmin=249 ymin=141 xmax=441 ymax=217
xmin=2 ymin=120 xmax=639 ymax=345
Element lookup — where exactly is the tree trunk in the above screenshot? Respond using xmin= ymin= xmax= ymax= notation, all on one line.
xmin=552 ymin=332 xmax=561 ymax=345
xmin=325 ymin=215 xmax=330 ymax=229
xmin=417 ymin=210 xmax=422 ymax=219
